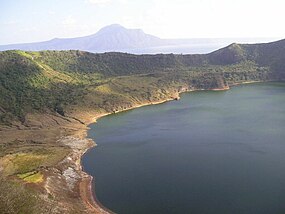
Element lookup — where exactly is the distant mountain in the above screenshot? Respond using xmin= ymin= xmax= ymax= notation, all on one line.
xmin=0 ymin=24 xmax=168 ymax=53
xmin=0 ymin=24 xmax=279 ymax=54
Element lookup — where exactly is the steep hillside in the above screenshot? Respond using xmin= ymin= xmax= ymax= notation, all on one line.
xmin=0 ymin=39 xmax=284 ymax=126
xmin=241 ymin=39 xmax=285 ymax=74
xmin=209 ymin=39 xmax=285 ymax=74
xmin=207 ymin=43 xmax=247 ymax=65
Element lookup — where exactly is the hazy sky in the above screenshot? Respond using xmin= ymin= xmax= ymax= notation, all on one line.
xmin=1 ymin=0 xmax=284 ymax=45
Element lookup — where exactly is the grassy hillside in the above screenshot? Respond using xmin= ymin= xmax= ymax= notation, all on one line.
xmin=1 ymin=39 xmax=285 ymax=125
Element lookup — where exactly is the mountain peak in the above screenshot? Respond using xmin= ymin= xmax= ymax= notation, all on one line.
xmin=96 ymin=24 xmax=127 ymax=35
xmin=105 ymin=24 xmax=125 ymax=29
xmin=81 ymin=24 xmax=163 ymax=50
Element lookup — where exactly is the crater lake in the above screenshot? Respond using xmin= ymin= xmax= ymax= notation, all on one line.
xmin=82 ymin=82 xmax=285 ymax=214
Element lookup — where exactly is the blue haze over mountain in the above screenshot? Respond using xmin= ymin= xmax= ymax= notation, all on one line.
xmin=0 ymin=24 xmax=278 ymax=54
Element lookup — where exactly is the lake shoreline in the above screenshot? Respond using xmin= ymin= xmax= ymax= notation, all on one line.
xmin=77 ymin=97 xmax=183 ymax=213
xmin=79 ymin=80 xmax=270 ymax=213
xmin=81 ymin=81 xmax=284 ymax=213
xmin=80 ymin=80 xmax=284 ymax=214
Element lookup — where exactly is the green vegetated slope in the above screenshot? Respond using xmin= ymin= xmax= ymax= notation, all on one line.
xmin=0 ymin=39 xmax=285 ymax=125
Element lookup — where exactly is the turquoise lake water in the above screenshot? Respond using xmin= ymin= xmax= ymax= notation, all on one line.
xmin=82 ymin=82 xmax=285 ymax=214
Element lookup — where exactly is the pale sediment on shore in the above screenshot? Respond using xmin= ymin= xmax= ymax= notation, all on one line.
xmin=56 ymin=135 xmax=111 ymax=213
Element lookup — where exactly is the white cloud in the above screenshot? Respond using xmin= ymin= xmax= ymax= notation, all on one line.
xmin=48 ymin=10 xmax=56 ymax=15
xmin=118 ymin=0 xmax=128 ymax=4
xmin=3 ymin=20 xmax=19 ymax=25
xmin=122 ymin=0 xmax=285 ymax=38
xmin=60 ymin=16 xmax=96 ymax=38
xmin=62 ymin=15 xmax=77 ymax=27
xmin=88 ymin=0 xmax=112 ymax=5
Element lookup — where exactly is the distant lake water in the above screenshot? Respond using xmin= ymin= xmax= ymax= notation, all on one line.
xmin=82 ymin=82 xmax=285 ymax=214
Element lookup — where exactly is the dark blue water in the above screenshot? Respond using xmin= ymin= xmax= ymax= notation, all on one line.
xmin=82 ymin=82 xmax=285 ymax=214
